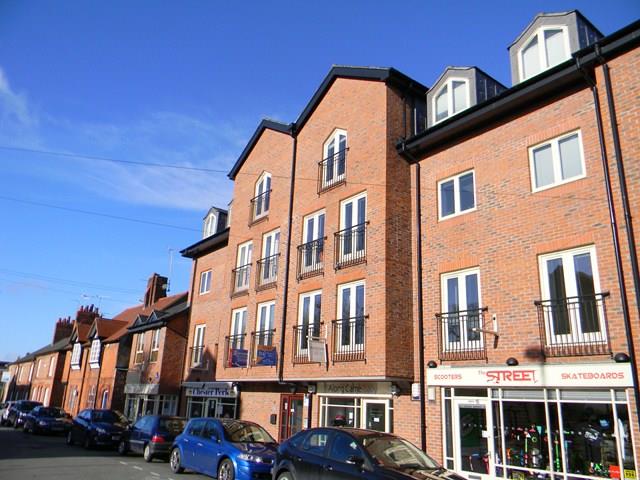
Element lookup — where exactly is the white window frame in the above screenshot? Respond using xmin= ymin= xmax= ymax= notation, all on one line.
xmin=440 ymin=267 xmax=483 ymax=352
xmin=321 ymin=129 xmax=348 ymax=188
xmin=336 ymin=280 xmax=366 ymax=351
xmin=203 ymin=212 xmax=217 ymax=238
xmin=150 ymin=329 xmax=161 ymax=363
xmin=36 ymin=359 xmax=43 ymax=378
xmin=199 ymin=270 xmax=212 ymax=295
xmin=234 ymin=241 xmax=253 ymax=292
xmin=298 ymin=290 xmax=322 ymax=355
xmin=192 ymin=325 xmax=206 ymax=367
xmin=432 ymin=77 xmax=470 ymax=125
xmin=538 ymin=245 xmax=605 ymax=345
xmin=437 ymin=169 xmax=476 ymax=220
xmin=230 ymin=308 xmax=248 ymax=350
xmin=48 ymin=355 xmax=56 ymax=377
xmin=71 ymin=342 xmax=82 ymax=369
xmin=256 ymin=301 xmax=276 ymax=347
xmin=89 ymin=339 xmax=101 ymax=367
xmin=134 ymin=332 xmax=145 ymax=365
xmin=529 ymin=130 xmax=586 ymax=192
xmin=101 ymin=390 xmax=109 ymax=409
xmin=301 ymin=210 xmax=326 ymax=274
xmin=28 ymin=363 xmax=34 ymax=381
xmin=339 ymin=192 xmax=367 ymax=263
xmin=518 ymin=25 xmax=571 ymax=82
xmin=253 ymin=172 xmax=272 ymax=220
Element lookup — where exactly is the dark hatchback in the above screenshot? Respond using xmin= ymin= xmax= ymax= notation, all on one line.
xmin=6 ymin=400 xmax=42 ymax=428
xmin=23 ymin=406 xmax=72 ymax=434
xmin=66 ymin=409 xmax=129 ymax=449
xmin=272 ymin=427 xmax=465 ymax=480
xmin=118 ymin=415 xmax=186 ymax=462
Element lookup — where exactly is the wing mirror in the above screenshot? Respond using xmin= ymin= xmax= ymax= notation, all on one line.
xmin=346 ymin=455 xmax=365 ymax=467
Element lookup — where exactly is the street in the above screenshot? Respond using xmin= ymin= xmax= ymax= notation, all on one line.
xmin=0 ymin=427 xmax=210 ymax=480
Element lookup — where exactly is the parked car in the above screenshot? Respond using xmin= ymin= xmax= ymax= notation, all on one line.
xmin=0 ymin=401 xmax=15 ymax=426
xmin=66 ymin=409 xmax=129 ymax=449
xmin=118 ymin=415 xmax=186 ymax=462
xmin=272 ymin=427 xmax=466 ymax=480
xmin=5 ymin=400 xmax=42 ymax=428
xmin=169 ymin=418 xmax=277 ymax=479
xmin=22 ymin=406 xmax=72 ymax=435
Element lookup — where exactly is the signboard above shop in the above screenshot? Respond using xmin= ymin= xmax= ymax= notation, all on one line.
xmin=184 ymin=382 xmax=236 ymax=398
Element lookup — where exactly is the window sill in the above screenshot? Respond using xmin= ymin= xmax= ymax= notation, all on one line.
xmin=531 ymin=173 xmax=586 ymax=194
xmin=438 ymin=206 xmax=477 ymax=222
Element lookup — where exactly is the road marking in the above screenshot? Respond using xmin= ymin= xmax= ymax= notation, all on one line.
xmin=132 ymin=465 xmax=143 ymax=470
xmin=150 ymin=472 xmax=160 ymax=477
xmin=119 ymin=461 xmax=128 ymax=465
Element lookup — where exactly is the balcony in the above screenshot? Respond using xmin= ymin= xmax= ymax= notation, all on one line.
xmin=250 ymin=189 xmax=271 ymax=224
xmin=435 ymin=308 xmax=488 ymax=361
xmin=297 ymin=238 xmax=325 ymax=280
xmin=256 ymin=254 xmax=279 ymax=290
xmin=250 ymin=329 xmax=277 ymax=367
xmin=318 ymin=148 xmax=348 ymax=193
xmin=334 ymin=222 xmax=368 ymax=269
xmin=535 ymin=292 xmax=611 ymax=357
xmin=224 ymin=334 xmax=248 ymax=368
xmin=232 ymin=264 xmax=251 ymax=296
xmin=331 ymin=316 xmax=367 ymax=363
xmin=190 ymin=345 xmax=206 ymax=370
xmin=292 ymin=323 xmax=325 ymax=364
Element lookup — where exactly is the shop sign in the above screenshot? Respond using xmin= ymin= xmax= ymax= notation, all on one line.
xmin=124 ymin=383 xmax=159 ymax=395
xmin=230 ymin=349 xmax=248 ymax=368
xmin=427 ymin=363 xmax=633 ymax=387
xmin=255 ymin=345 xmax=277 ymax=366
xmin=318 ymin=381 xmax=390 ymax=396
xmin=184 ymin=382 xmax=236 ymax=398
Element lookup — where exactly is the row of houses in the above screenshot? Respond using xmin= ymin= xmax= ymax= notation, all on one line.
xmin=4 ymin=10 xmax=639 ymax=480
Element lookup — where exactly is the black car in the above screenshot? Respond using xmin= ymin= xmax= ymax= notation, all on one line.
xmin=6 ymin=400 xmax=42 ymax=428
xmin=23 ymin=406 xmax=72 ymax=435
xmin=272 ymin=427 xmax=465 ymax=480
xmin=118 ymin=415 xmax=186 ymax=462
xmin=66 ymin=409 xmax=129 ymax=449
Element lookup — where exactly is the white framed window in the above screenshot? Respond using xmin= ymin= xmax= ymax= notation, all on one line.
xmin=43 ymin=388 xmax=50 ymax=407
xmin=234 ymin=241 xmax=253 ymax=292
xmin=259 ymin=229 xmax=280 ymax=286
xmin=191 ymin=325 xmax=206 ymax=367
xmin=433 ymin=78 xmax=470 ymax=124
xmin=134 ymin=332 xmax=145 ymax=364
xmin=440 ymin=268 xmax=483 ymax=352
xmin=203 ymin=212 xmax=217 ymax=238
xmin=253 ymin=172 xmax=272 ymax=220
xmin=256 ymin=301 xmax=276 ymax=347
xmin=538 ymin=245 xmax=605 ymax=345
xmin=150 ymin=329 xmax=160 ymax=363
xmin=89 ymin=339 xmax=101 ymax=367
xmin=28 ymin=363 xmax=34 ymax=381
xmin=71 ymin=342 xmax=82 ymax=369
xmin=438 ymin=170 xmax=476 ymax=220
xmin=301 ymin=210 xmax=325 ymax=273
xmin=338 ymin=192 xmax=367 ymax=264
xmin=101 ymin=390 xmax=109 ymax=409
xmin=48 ymin=355 xmax=56 ymax=377
xmin=199 ymin=270 xmax=212 ymax=295
xmin=230 ymin=308 xmax=247 ymax=350
xmin=298 ymin=290 xmax=322 ymax=354
xmin=529 ymin=130 xmax=585 ymax=191
xmin=36 ymin=359 xmax=43 ymax=378
xmin=336 ymin=280 xmax=366 ymax=352
xmin=321 ymin=129 xmax=347 ymax=189
xmin=519 ymin=26 xmax=570 ymax=81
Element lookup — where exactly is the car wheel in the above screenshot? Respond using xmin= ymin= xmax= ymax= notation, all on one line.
xmin=66 ymin=431 xmax=74 ymax=446
xmin=12 ymin=419 xmax=19 ymax=429
xmin=169 ymin=448 xmax=184 ymax=474
xmin=218 ymin=458 xmax=235 ymax=480
xmin=117 ymin=440 xmax=128 ymax=456
xmin=277 ymin=472 xmax=294 ymax=480
xmin=23 ymin=422 xmax=31 ymax=434
xmin=143 ymin=444 xmax=153 ymax=462
xmin=83 ymin=434 xmax=94 ymax=449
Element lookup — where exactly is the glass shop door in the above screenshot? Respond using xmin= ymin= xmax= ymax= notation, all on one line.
xmin=454 ymin=399 xmax=494 ymax=480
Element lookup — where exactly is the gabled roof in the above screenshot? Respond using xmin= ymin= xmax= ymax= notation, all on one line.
xmin=69 ymin=323 xmax=92 ymax=346
xmin=508 ymin=10 xmax=604 ymax=48
xmin=227 ymin=65 xmax=428 ymax=180
xmin=87 ymin=318 xmax=129 ymax=341
xmin=429 ymin=66 xmax=508 ymax=92
xmin=128 ymin=299 xmax=189 ymax=334
xmin=180 ymin=227 xmax=229 ymax=259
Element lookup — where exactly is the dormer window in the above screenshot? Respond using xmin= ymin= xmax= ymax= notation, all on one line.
xmin=89 ymin=339 xmax=101 ymax=367
xmin=519 ymin=26 xmax=569 ymax=81
xmin=203 ymin=212 xmax=217 ymax=238
xmin=433 ymin=79 xmax=469 ymax=124
xmin=71 ymin=342 xmax=82 ymax=369
xmin=251 ymin=172 xmax=271 ymax=222
xmin=319 ymin=129 xmax=347 ymax=192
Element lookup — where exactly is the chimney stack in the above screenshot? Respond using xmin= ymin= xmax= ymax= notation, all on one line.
xmin=76 ymin=304 xmax=100 ymax=325
xmin=52 ymin=316 xmax=73 ymax=344
xmin=144 ymin=273 xmax=168 ymax=308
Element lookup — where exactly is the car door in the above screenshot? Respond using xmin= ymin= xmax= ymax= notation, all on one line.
xmin=195 ymin=420 xmax=222 ymax=476
xmin=129 ymin=417 xmax=146 ymax=453
xmin=75 ymin=410 xmax=90 ymax=443
xmin=293 ymin=429 xmax=334 ymax=480
xmin=321 ymin=432 xmax=371 ymax=480
xmin=181 ymin=419 xmax=205 ymax=470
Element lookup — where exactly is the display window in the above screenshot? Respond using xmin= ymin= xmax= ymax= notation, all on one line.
xmin=442 ymin=388 xmax=637 ymax=480
xmin=124 ymin=394 xmax=177 ymax=420
xmin=186 ymin=396 xmax=236 ymax=419
xmin=319 ymin=396 xmax=393 ymax=433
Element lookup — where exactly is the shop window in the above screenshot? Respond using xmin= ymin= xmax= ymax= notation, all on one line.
xmin=321 ymin=397 xmax=361 ymax=429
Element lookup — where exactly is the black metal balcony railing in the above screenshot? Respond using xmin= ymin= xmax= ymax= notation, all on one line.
xmin=292 ymin=323 xmax=324 ymax=364
xmin=297 ymin=238 xmax=325 ymax=280
xmin=256 ymin=254 xmax=279 ymax=290
xmin=251 ymin=329 xmax=277 ymax=366
xmin=225 ymin=334 xmax=248 ymax=368
xmin=331 ymin=316 xmax=367 ymax=362
xmin=190 ymin=345 xmax=205 ymax=369
xmin=535 ymin=292 xmax=611 ymax=357
xmin=232 ymin=264 xmax=251 ymax=295
xmin=318 ymin=148 xmax=348 ymax=193
xmin=334 ymin=222 xmax=368 ymax=269
xmin=250 ymin=189 xmax=271 ymax=223
xmin=435 ymin=308 xmax=488 ymax=361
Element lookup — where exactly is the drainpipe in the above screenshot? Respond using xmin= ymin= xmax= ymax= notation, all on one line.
xmin=399 ymin=141 xmax=427 ymax=452
xmin=576 ymin=52 xmax=640 ymax=418
xmin=277 ymin=125 xmax=297 ymax=384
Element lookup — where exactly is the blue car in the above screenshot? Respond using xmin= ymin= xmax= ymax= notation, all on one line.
xmin=22 ymin=406 xmax=72 ymax=435
xmin=170 ymin=418 xmax=277 ymax=480
xmin=66 ymin=409 xmax=129 ymax=449
xmin=118 ymin=415 xmax=187 ymax=462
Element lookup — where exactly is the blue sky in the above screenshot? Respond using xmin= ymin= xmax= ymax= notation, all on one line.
xmin=0 ymin=1 xmax=638 ymax=361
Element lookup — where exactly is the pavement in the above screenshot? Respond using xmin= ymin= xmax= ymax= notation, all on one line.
xmin=0 ymin=426 xmax=210 ymax=480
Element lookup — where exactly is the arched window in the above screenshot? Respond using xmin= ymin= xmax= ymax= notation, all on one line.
xmin=433 ymin=78 xmax=469 ymax=124
xmin=519 ymin=26 xmax=569 ymax=81
xmin=320 ymin=129 xmax=347 ymax=191
xmin=252 ymin=172 xmax=272 ymax=221
xmin=203 ymin=212 xmax=217 ymax=238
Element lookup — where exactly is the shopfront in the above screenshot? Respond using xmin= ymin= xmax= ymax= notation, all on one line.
xmin=317 ymin=381 xmax=394 ymax=433
xmin=428 ymin=363 xmax=638 ymax=480
xmin=183 ymin=382 xmax=237 ymax=419
xmin=124 ymin=384 xmax=178 ymax=420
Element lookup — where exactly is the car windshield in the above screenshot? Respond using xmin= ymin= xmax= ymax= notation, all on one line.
xmin=159 ymin=417 xmax=186 ymax=434
xmin=38 ymin=407 xmax=65 ymax=418
xmin=223 ymin=421 xmax=275 ymax=443
xmin=362 ymin=435 xmax=440 ymax=470
xmin=92 ymin=410 xmax=126 ymax=424
xmin=18 ymin=402 xmax=41 ymax=412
